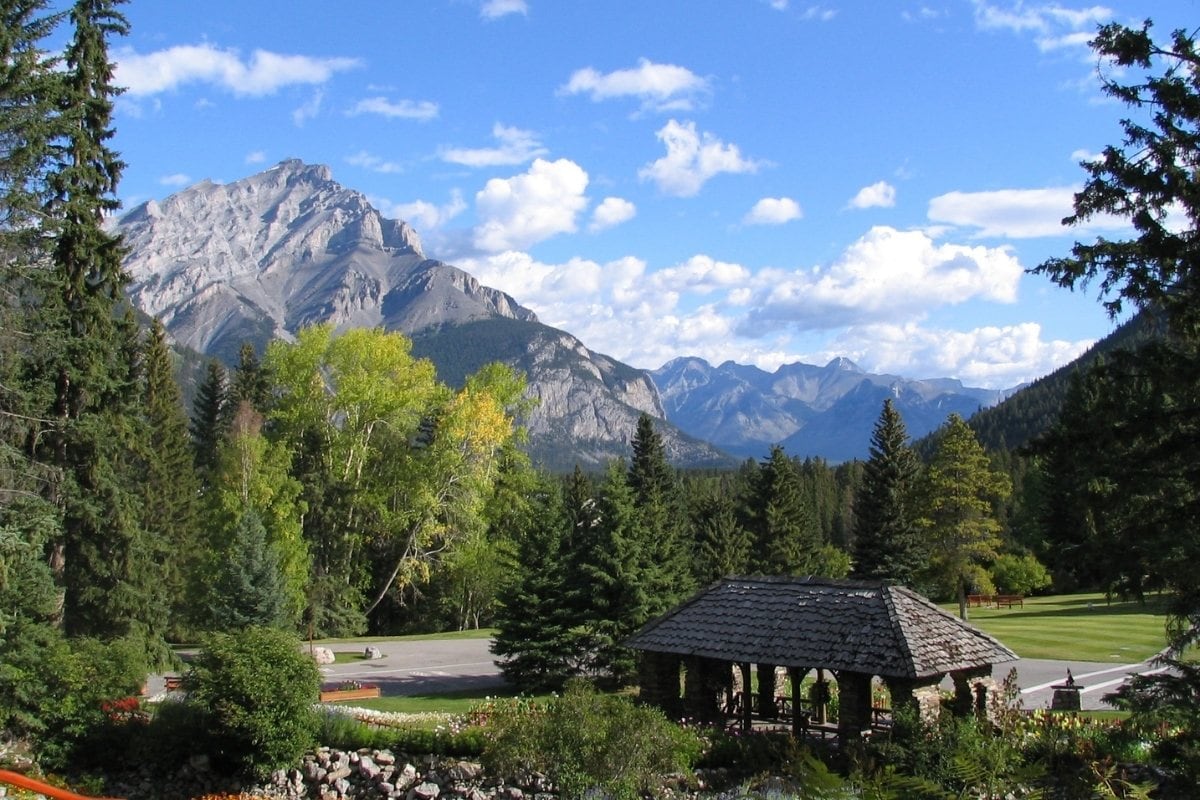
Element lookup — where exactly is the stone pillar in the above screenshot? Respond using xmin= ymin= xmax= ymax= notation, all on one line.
xmin=950 ymin=667 xmax=992 ymax=718
xmin=836 ymin=671 xmax=873 ymax=741
xmin=637 ymin=651 xmax=682 ymax=718
xmin=885 ymin=676 xmax=944 ymax=727
xmin=739 ymin=662 xmax=753 ymax=734
xmin=683 ymin=656 xmax=726 ymax=725
xmin=757 ymin=663 xmax=778 ymax=718
xmin=788 ymin=667 xmax=807 ymax=737
xmin=811 ymin=668 xmax=829 ymax=724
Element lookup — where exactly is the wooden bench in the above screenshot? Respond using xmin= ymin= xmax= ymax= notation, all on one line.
xmin=163 ymin=676 xmax=183 ymax=691
xmin=994 ymin=594 xmax=1024 ymax=608
xmin=967 ymin=594 xmax=993 ymax=607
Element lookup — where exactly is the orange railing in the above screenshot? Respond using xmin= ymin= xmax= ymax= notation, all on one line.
xmin=0 ymin=769 xmax=122 ymax=800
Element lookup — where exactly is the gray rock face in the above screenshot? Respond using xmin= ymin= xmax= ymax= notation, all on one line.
xmin=118 ymin=159 xmax=536 ymax=366
xmin=116 ymin=160 xmax=728 ymax=468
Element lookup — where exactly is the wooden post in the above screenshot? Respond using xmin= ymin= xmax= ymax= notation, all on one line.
xmin=739 ymin=661 xmax=753 ymax=733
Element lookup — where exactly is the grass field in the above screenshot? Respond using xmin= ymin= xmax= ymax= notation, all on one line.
xmin=950 ymin=592 xmax=1171 ymax=662
xmin=333 ymin=685 xmax=549 ymax=715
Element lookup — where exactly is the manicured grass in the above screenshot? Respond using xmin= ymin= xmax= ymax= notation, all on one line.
xmin=950 ymin=592 xmax=1170 ymax=662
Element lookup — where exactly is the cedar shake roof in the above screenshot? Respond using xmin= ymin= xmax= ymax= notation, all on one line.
xmin=626 ymin=576 xmax=1018 ymax=680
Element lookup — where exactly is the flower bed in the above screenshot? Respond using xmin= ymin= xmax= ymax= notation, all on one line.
xmin=319 ymin=681 xmax=381 ymax=703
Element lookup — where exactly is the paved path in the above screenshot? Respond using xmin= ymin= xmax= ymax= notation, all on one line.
xmin=156 ymin=636 xmax=1166 ymax=710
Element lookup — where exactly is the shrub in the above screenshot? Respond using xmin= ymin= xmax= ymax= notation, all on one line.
xmin=482 ymin=681 xmax=702 ymax=800
xmin=185 ymin=626 xmax=320 ymax=779
xmin=990 ymin=553 xmax=1052 ymax=596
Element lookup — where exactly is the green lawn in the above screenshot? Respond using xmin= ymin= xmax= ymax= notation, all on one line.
xmin=950 ymin=592 xmax=1171 ymax=662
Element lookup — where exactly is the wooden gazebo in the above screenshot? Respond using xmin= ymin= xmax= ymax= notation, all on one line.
xmin=626 ymin=576 xmax=1018 ymax=743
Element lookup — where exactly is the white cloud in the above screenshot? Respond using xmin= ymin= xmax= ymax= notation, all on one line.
xmin=744 ymin=197 xmax=802 ymax=225
xmin=245 ymin=150 xmax=267 ymax=165
xmin=847 ymin=180 xmax=896 ymax=209
xmin=292 ymin=90 xmax=322 ymax=126
xmin=800 ymin=6 xmax=837 ymax=21
xmin=348 ymin=97 xmax=439 ymax=121
xmin=741 ymin=226 xmax=1023 ymax=331
xmin=115 ymin=44 xmax=360 ymax=97
xmin=386 ymin=190 xmax=467 ymax=231
xmin=473 ymin=158 xmax=590 ymax=251
xmin=927 ymin=186 xmax=1128 ymax=238
xmin=450 ymin=220 xmax=1096 ymax=388
xmin=481 ymin=0 xmax=528 ymax=19
xmin=560 ymin=58 xmax=709 ymax=113
xmin=441 ymin=123 xmax=548 ymax=167
xmin=589 ymin=197 xmax=636 ymax=232
xmin=824 ymin=321 xmax=1093 ymax=388
xmin=346 ymin=150 xmax=403 ymax=174
xmin=159 ymin=173 xmax=190 ymax=187
xmin=972 ymin=1 xmax=1112 ymax=53
xmin=639 ymin=120 xmax=763 ymax=197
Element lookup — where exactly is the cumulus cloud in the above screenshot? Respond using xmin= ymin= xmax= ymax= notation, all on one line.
xmin=639 ymin=120 xmax=763 ymax=197
xmin=927 ymin=186 xmax=1129 ymax=237
xmin=847 ymin=181 xmax=896 ymax=209
xmin=385 ymin=190 xmax=467 ymax=231
xmin=452 ymin=220 xmax=1093 ymax=388
xmin=744 ymin=197 xmax=802 ymax=225
xmin=441 ymin=123 xmax=548 ymax=167
xmin=824 ymin=321 xmax=1093 ymax=388
xmin=473 ymin=158 xmax=590 ymax=251
xmin=348 ymin=97 xmax=439 ymax=121
xmin=481 ymin=0 xmax=528 ymax=19
xmin=560 ymin=58 xmax=709 ymax=113
xmin=114 ymin=44 xmax=360 ymax=97
xmin=741 ymin=226 xmax=1023 ymax=331
xmin=589 ymin=197 xmax=636 ymax=232
xmin=800 ymin=6 xmax=837 ymax=21
xmin=346 ymin=150 xmax=403 ymax=174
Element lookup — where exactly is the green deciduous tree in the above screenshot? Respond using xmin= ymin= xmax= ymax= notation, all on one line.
xmin=916 ymin=414 xmax=1011 ymax=619
xmin=853 ymin=399 xmax=924 ymax=587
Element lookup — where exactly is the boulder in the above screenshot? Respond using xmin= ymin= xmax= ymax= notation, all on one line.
xmin=365 ymin=645 xmax=384 ymax=660
xmin=311 ymin=646 xmax=336 ymax=665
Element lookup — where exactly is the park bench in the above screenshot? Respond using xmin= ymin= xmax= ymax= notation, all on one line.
xmin=967 ymin=594 xmax=992 ymax=607
xmin=994 ymin=594 xmax=1024 ymax=608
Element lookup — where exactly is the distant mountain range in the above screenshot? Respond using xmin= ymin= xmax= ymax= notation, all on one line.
xmin=115 ymin=159 xmax=1034 ymax=467
xmin=652 ymin=357 xmax=1011 ymax=462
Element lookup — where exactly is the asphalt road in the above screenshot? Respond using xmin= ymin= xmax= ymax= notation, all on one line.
xmin=152 ymin=636 xmax=1164 ymax=711
xmin=315 ymin=638 xmax=1162 ymax=710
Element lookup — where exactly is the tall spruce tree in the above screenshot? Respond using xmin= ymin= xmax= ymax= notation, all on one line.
xmin=692 ymin=491 xmax=750 ymax=584
xmin=190 ymin=359 xmax=229 ymax=479
xmin=748 ymin=445 xmax=820 ymax=576
xmin=206 ymin=509 xmax=287 ymax=631
xmin=230 ymin=341 xmax=272 ymax=414
xmin=490 ymin=481 xmax=580 ymax=691
xmin=627 ymin=414 xmax=693 ymax=612
xmin=138 ymin=320 xmax=200 ymax=637
xmin=916 ymin=414 xmax=1010 ymax=619
xmin=852 ymin=399 xmax=924 ymax=586
xmin=37 ymin=0 xmax=154 ymax=641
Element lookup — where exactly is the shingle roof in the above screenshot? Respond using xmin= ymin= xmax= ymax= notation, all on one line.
xmin=626 ymin=576 xmax=1018 ymax=680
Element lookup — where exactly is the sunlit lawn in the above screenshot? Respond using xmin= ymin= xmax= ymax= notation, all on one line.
xmin=949 ymin=592 xmax=1171 ymax=662
xmin=315 ymin=628 xmax=496 ymax=645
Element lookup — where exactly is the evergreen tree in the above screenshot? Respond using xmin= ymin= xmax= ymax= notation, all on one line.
xmin=852 ymin=399 xmax=924 ymax=586
xmin=229 ymin=341 xmax=272 ymax=414
xmin=206 ymin=509 xmax=287 ymax=631
xmin=190 ymin=359 xmax=229 ymax=478
xmin=574 ymin=461 xmax=650 ymax=686
xmin=916 ymin=414 xmax=1011 ymax=619
xmin=748 ymin=446 xmax=820 ymax=576
xmin=137 ymin=319 xmax=200 ymax=637
xmin=490 ymin=481 xmax=580 ymax=691
xmin=692 ymin=490 xmax=750 ymax=584
xmin=627 ymin=414 xmax=692 ymax=612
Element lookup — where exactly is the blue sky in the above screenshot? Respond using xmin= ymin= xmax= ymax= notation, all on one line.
xmin=92 ymin=0 xmax=1197 ymax=389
